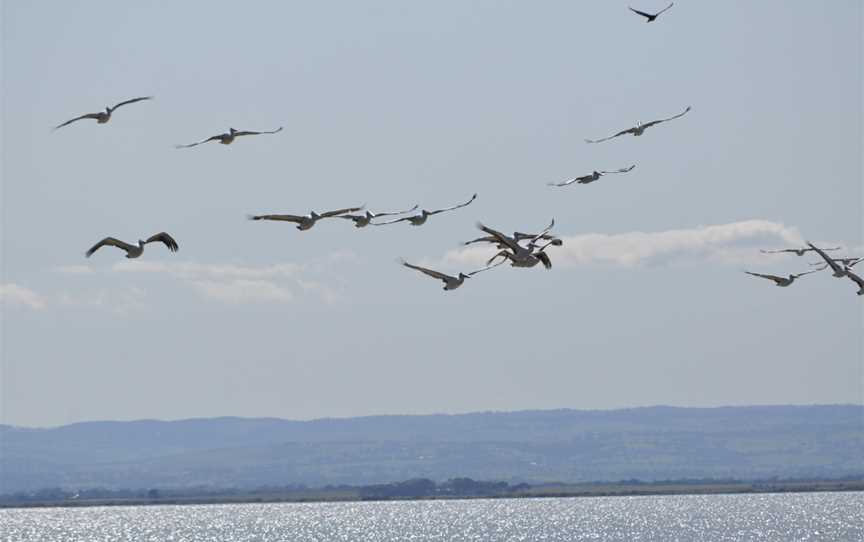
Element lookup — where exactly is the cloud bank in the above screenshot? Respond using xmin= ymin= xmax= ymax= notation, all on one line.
xmin=442 ymin=219 xmax=810 ymax=269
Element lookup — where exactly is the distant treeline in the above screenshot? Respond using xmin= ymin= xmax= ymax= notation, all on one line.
xmin=3 ymin=475 xmax=863 ymax=508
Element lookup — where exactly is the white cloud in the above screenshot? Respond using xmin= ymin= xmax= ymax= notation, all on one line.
xmin=54 ymin=265 xmax=94 ymax=275
xmin=0 ymin=284 xmax=48 ymax=310
xmin=109 ymin=261 xmax=326 ymax=304
xmin=442 ymin=220 xmax=815 ymax=269
xmin=58 ymin=287 xmax=147 ymax=314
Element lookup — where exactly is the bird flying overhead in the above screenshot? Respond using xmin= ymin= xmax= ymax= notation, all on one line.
xmin=338 ymin=205 xmax=419 ymax=228
xmin=54 ymin=96 xmax=153 ymax=130
xmin=249 ymin=206 xmax=363 ymax=230
xmin=744 ymin=270 xmax=816 ymax=287
xmin=400 ymin=258 xmax=499 ymax=291
xmin=629 ymin=3 xmax=674 ymax=22
xmin=175 ymin=127 xmax=283 ymax=148
xmin=373 ymin=194 xmax=477 ymax=226
xmin=761 ymin=246 xmax=841 ymax=257
xmin=85 ymin=232 xmax=178 ymax=259
xmin=549 ymin=165 xmax=636 ymax=187
xmin=808 ymin=242 xmax=848 ymax=277
xmin=585 ymin=106 xmax=690 ymax=143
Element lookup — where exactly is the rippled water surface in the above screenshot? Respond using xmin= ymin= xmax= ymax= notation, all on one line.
xmin=2 ymin=492 xmax=862 ymax=541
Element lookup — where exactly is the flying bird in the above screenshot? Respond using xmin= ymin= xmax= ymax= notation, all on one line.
xmin=585 ymin=106 xmax=691 ymax=144
xmin=549 ymin=165 xmax=636 ymax=187
xmin=809 ymin=257 xmax=862 ymax=269
xmin=479 ymin=220 xmax=557 ymax=270
xmin=374 ymin=194 xmax=477 ymax=227
xmin=629 ymin=3 xmax=674 ymax=22
xmin=54 ymin=96 xmax=153 ymax=130
xmin=400 ymin=258 xmax=501 ymax=291
xmin=85 ymin=232 xmax=178 ymax=259
xmin=808 ymin=242 xmax=848 ymax=277
xmin=338 ymin=205 xmax=419 ymax=228
xmin=761 ymin=246 xmax=841 ymax=257
xmin=175 ymin=127 xmax=283 ymax=148
xmin=463 ymin=231 xmax=561 ymax=249
xmin=744 ymin=270 xmax=816 ymax=287
xmin=249 ymin=206 xmax=363 ymax=231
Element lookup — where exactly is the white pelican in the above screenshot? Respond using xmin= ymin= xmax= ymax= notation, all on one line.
xmin=843 ymin=268 xmax=864 ymax=295
xmin=176 ymin=127 xmax=283 ymax=148
xmin=249 ymin=206 xmax=363 ymax=230
xmin=400 ymin=258 xmax=501 ymax=291
xmin=744 ymin=270 xmax=816 ymax=287
xmin=338 ymin=204 xmax=418 ymax=228
xmin=479 ymin=221 xmax=557 ymax=270
xmin=548 ymin=165 xmax=636 ymax=187
xmin=808 ymin=242 xmax=848 ymax=277
xmin=629 ymin=3 xmax=674 ymax=22
xmin=761 ymin=246 xmax=841 ymax=257
xmin=85 ymin=232 xmax=178 ymax=259
xmin=54 ymin=96 xmax=153 ymax=130
xmin=373 ymin=194 xmax=477 ymax=227
xmin=463 ymin=231 xmax=561 ymax=249
xmin=586 ymin=106 xmax=691 ymax=144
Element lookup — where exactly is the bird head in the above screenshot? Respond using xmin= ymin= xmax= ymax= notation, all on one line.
xmin=138 ymin=239 xmax=145 ymax=247
xmin=310 ymin=211 xmax=320 ymax=219
xmin=229 ymin=127 xmax=238 ymax=134
xmin=459 ymin=273 xmax=471 ymax=280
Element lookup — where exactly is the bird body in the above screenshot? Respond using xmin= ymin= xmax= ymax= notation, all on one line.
xmin=85 ymin=232 xmax=178 ymax=259
xmin=629 ymin=3 xmax=674 ymax=22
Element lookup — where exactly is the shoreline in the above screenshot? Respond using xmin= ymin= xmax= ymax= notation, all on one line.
xmin=3 ymin=479 xmax=862 ymax=510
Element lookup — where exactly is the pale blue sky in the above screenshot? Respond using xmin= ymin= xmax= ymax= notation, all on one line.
xmin=1 ymin=1 xmax=861 ymax=427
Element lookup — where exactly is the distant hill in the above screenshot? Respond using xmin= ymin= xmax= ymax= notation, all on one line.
xmin=1 ymin=405 xmax=862 ymax=493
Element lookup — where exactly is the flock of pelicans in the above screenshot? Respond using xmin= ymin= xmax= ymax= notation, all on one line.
xmin=56 ymin=3 xmax=861 ymax=296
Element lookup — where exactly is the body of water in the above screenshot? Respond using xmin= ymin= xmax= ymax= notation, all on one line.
xmin=2 ymin=492 xmax=862 ymax=541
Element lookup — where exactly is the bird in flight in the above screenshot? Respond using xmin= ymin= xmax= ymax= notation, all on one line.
xmin=549 ymin=165 xmax=636 ymax=187
xmin=744 ymin=270 xmax=816 ymax=287
xmin=85 ymin=232 xmax=178 ymax=259
xmin=479 ymin=220 xmax=558 ymax=270
xmin=175 ymin=127 xmax=283 ymax=148
xmin=761 ymin=246 xmax=841 ymax=257
xmin=338 ymin=205 xmax=419 ymax=228
xmin=400 ymin=259 xmax=501 ymax=291
xmin=249 ymin=206 xmax=363 ymax=231
xmin=54 ymin=96 xmax=153 ymax=130
xmin=809 ymin=257 xmax=862 ymax=269
xmin=374 ymin=194 xmax=477 ymax=227
xmin=586 ymin=106 xmax=690 ymax=143
xmin=629 ymin=3 xmax=674 ymax=22
xmin=808 ymin=242 xmax=849 ymax=278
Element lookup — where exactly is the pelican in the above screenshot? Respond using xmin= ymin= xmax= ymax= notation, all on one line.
xmin=373 ymin=194 xmax=477 ymax=227
xmin=85 ymin=232 xmax=178 ymax=259
xmin=54 ymin=96 xmax=153 ymax=130
xmin=761 ymin=246 xmax=841 ymax=257
xmin=176 ymin=126 xmax=283 ymax=148
xmin=400 ymin=258 xmax=500 ymax=291
xmin=548 ymin=165 xmax=636 ymax=187
xmin=843 ymin=268 xmax=864 ymax=295
xmin=629 ymin=3 xmax=674 ymax=22
xmin=463 ymin=231 xmax=561 ymax=249
xmin=249 ymin=206 xmax=363 ymax=230
xmin=338 ymin=204 xmax=418 ymax=228
xmin=808 ymin=242 xmax=848 ymax=277
xmin=586 ymin=106 xmax=691 ymax=144
xmin=479 ymin=220 xmax=557 ymax=270
xmin=744 ymin=270 xmax=816 ymax=287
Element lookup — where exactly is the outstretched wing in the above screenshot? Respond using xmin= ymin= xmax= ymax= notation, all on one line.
xmin=527 ymin=219 xmax=555 ymax=247
xmin=760 ymin=248 xmax=796 ymax=254
xmin=85 ymin=237 xmax=134 ymax=257
xmin=476 ymin=222 xmax=521 ymax=253
xmin=175 ymin=135 xmax=221 ymax=149
xmin=628 ymin=7 xmax=653 ymax=19
xmin=468 ymin=259 xmax=505 ymax=276
xmin=54 ymin=112 xmax=101 ymax=130
xmin=535 ymin=251 xmax=553 ymax=270
xmin=427 ymin=193 xmax=478 ymax=215
xmin=401 ymin=260 xmax=451 ymax=281
xmin=745 ymin=271 xmax=783 ymax=282
xmin=109 ymin=96 xmax=153 ymax=111
xmin=792 ymin=269 xmax=818 ymax=279
xmin=371 ymin=204 xmax=419 ymax=218
xmin=656 ymin=2 xmax=674 ymax=16
xmin=462 ymin=235 xmax=497 ymax=246
xmin=233 ymin=127 xmax=284 ymax=137
xmin=641 ymin=106 xmax=692 ymax=129
xmin=319 ymin=205 xmax=364 ymax=218
xmin=548 ymin=174 xmax=590 ymax=187
xmin=601 ymin=165 xmax=636 ymax=175
xmin=372 ymin=215 xmax=412 ymax=226
xmin=585 ymin=126 xmax=637 ymax=144
xmin=144 ymin=232 xmax=179 ymax=252
xmin=807 ymin=242 xmax=845 ymax=273
xmin=248 ymin=214 xmax=305 ymax=223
